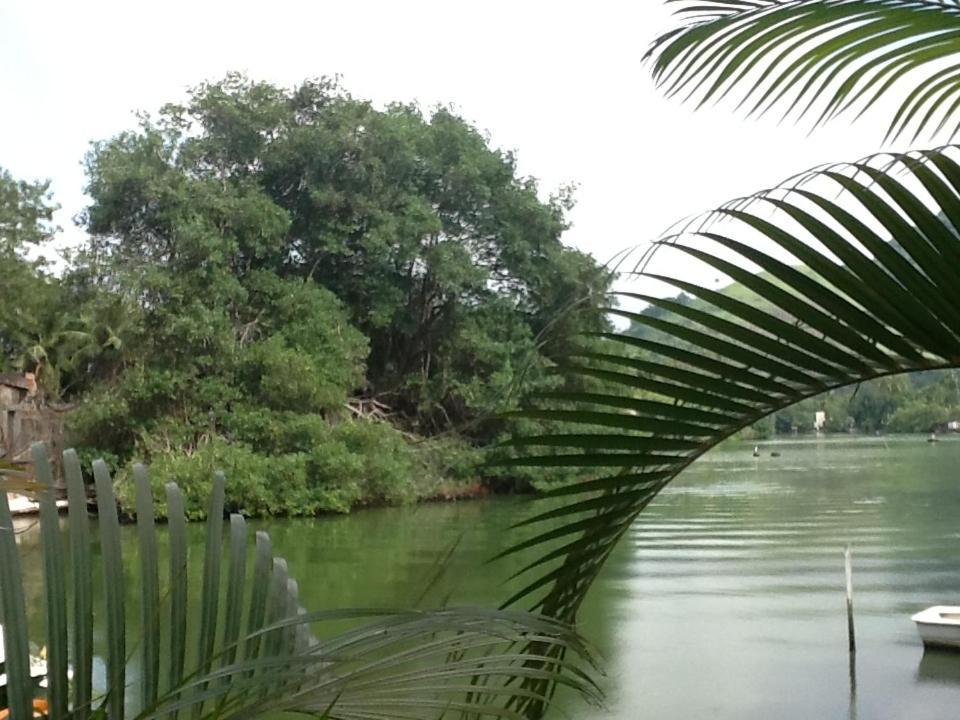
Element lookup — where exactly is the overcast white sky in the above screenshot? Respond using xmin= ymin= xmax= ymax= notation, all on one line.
xmin=0 ymin=0 xmax=939 ymax=281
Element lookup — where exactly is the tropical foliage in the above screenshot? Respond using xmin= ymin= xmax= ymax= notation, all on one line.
xmin=0 ymin=76 xmax=612 ymax=515
xmin=502 ymin=0 xmax=960 ymax=645
xmin=646 ymin=0 xmax=960 ymax=142
xmin=76 ymin=74 xmax=609 ymax=454
xmin=11 ymin=2 xmax=960 ymax=716
xmin=0 ymin=445 xmax=599 ymax=719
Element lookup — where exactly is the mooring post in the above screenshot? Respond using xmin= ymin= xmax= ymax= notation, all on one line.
xmin=845 ymin=544 xmax=856 ymax=654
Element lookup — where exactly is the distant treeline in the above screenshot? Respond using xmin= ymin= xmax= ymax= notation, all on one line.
xmin=629 ymin=292 xmax=960 ymax=437
xmin=749 ymin=370 xmax=960 ymax=437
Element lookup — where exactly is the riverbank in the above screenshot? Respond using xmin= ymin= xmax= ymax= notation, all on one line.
xmin=105 ymin=444 xmax=537 ymax=523
xmin=92 ymin=422 xmax=488 ymax=521
xmin=4 ymin=480 xmax=506 ymax=520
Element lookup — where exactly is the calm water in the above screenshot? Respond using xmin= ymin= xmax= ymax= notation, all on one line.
xmin=14 ymin=436 xmax=960 ymax=718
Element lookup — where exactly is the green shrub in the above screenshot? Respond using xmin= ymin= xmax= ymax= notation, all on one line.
xmin=67 ymin=390 xmax=134 ymax=462
xmin=413 ymin=435 xmax=483 ymax=496
xmin=114 ymin=418 xmax=472 ymax=519
xmin=307 ymin=421 xmax=418 ymax=506
xmin=115 ymin=438 xmax=303 ymax=520
xmin=303 ymin=436 xmax=365 ymax=512
xmin=223 ymin=407 xmax=333 ymax=454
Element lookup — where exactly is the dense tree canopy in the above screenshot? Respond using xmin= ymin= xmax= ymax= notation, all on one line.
xmin=81 ymin=75 xmax=609 ymax=432
xmin=0 ymin=169 xmax=80 ymax=397
xmin=0 ymin=168 xmax=56 ymax=251
xmin=3 ymin=76 xmax=612 ymax=515
xmin=1 ymin=78 xmax=610 ymax=720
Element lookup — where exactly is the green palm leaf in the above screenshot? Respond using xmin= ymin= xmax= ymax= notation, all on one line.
xmin=0 ymin=445 xmax=600 ymax=719
xmin=502 ymin=145 xmax=960 ymax=631
xmin=647 ymin=0 xmax=960 ymax=140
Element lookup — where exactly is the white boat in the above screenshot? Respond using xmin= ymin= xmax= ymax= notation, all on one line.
xmin=0 ymin=624 xmax=49 ymax=687
xmin=5 ymin=493 xmax=69 ymax=517
xmin=912 ymin=606 xmax=960 ymax=650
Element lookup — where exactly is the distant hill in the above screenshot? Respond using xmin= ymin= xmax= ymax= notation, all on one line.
xmin=627 ymin=266 xmax=818 ymax=346
xmin=624 ymin=270 xmax=959 ymax=435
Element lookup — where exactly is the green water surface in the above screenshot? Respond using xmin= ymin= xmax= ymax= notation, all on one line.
xmin=14 ymin=436 xmax=960 ymax=719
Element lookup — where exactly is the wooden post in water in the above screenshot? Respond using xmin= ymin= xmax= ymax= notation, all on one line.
xmin=846 ymin=544 xmax=858 ymax=720
xmin=845 ymin=544 xmax=856 ymax=654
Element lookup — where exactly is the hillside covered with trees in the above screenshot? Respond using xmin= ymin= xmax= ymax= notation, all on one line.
xmin=628 ymin=279 xmax=960 ymax=437
xmin=0 ymin=75 xmax=612 ymax=517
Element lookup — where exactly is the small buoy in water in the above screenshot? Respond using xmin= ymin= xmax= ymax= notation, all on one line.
xmin=770 ymin=451 xmax=781 ymax=457
xmin=753 ymin=446 xmax=760 ymax=457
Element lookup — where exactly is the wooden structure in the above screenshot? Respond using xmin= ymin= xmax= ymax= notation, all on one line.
xmin=0 ymin=372 xmax=68 ymax=484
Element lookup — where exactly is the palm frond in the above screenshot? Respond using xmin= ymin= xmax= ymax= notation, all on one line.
xmin=180 ymin=608 xmax=602 ymax=720
xmin=0 ymin=445 xmax=600 ymax=718
xmin=647 ymin=0 xmax=960 ymax=140
xmin=502 ymin=145 xmax=960 ymax=630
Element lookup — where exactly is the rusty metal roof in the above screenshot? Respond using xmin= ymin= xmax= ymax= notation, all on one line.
xmin=0 ymin=372 xmax=31 ymax=390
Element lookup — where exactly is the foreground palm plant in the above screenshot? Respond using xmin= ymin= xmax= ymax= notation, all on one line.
xmin=647 ymin=0 xmax=960 ymax=143
xmin=0 ymin=444 xmax=600 ymax=719
xmin=502 ymin=0 xmax=960 ymax=634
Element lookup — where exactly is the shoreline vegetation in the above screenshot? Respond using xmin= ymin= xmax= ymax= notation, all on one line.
xmin=1 ymin=75 xmax=613 ymax=521
xmin=6 ymin=76 xmax=960 ymax=523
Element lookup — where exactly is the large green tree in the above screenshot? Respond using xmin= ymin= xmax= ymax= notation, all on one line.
xmin=82 ymin=74 xmax=610 ymax=435
xmin=70 ymin=75 xmax=611 ymax=513
xmin=0 ymin=168 xmax=84 ymax=398
xmin=0 ymin=168 xmax=55 ymax=250
xmin=0 ymin=169 xmax=131 ymax=400
xmin=79 ymin=75 xmax=609 ymax=431
xmin=0 ymin=169 xmax=57 ymax=376
xmin=71 ymin=103 xmax=373 ymax=512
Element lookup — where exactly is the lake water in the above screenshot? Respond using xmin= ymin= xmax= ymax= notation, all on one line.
xmin=14 ymin=436 xmax=960 ymax=718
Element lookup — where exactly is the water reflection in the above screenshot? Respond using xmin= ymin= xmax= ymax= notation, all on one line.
xmin=916 ymin=650 xmax=960 ymax=686
xmin=848 ymin=653 xmax=857 ymax=720
xmin=573 ymin=436 xmax=960 ymax=719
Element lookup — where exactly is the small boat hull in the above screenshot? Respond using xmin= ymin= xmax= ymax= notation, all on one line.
xmin=913 ymin=606 xmax=960 ymax=650
xmin=5 ymin=493 xmax=68 ymax=517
